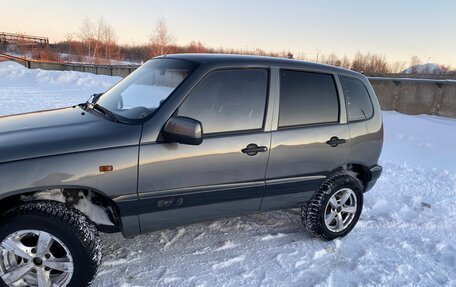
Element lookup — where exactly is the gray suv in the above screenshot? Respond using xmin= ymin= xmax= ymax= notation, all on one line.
xmin=0 ymin=54 xmax=383 ymax=286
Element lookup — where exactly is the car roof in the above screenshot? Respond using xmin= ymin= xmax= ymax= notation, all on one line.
xmin=156 ymin=53 xmax=363 ymax=78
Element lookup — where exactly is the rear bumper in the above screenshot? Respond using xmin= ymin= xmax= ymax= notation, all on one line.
xmin=364 ymin=165 xmax=382 ymax=192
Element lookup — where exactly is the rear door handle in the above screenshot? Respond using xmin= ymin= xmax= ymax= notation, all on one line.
xmin=242 ymin=143 xmax=268 ymax=156
xmin=326 ymin=136 xmax=347 ymax=147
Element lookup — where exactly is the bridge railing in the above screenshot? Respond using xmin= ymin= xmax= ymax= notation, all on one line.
xmin=0 ymin=32 xmax=49 ymax=45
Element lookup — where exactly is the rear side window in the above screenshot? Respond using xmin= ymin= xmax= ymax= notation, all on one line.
xmin=340 ymin=76 xmax=374 ymax=121
xmin=178 ymin=69 xmax=268 ymax=134
xmin=279 ymin=70 xmax=339 ymax=127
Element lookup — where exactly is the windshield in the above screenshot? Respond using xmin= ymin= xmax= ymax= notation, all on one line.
xmin=96 ymin=58 xmax=197 ymax=120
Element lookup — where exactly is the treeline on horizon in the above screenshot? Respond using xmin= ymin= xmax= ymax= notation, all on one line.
xmin=2 ymin=17 xmax=453 ymax=75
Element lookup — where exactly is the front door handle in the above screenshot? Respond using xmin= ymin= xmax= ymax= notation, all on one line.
xmin=242 ymin=143 xmax=268 ymax=156
xmin=326 ymin=136 xmax=347 ymax=147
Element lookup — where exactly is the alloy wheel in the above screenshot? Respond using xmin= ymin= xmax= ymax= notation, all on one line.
xmin=0 ymin=230 xmax=74 ymax=287
xmin=324 ymin=188 xmax=358 ymax=233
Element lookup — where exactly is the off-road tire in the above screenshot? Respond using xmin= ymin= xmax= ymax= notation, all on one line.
xmin=0 ymin=200 xmax=101 ymax=287
xmin=301 ymin=173 xmax=364 ymax=240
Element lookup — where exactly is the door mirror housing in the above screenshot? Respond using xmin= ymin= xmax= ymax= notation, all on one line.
xmin=163 ymin=116 xmax=203 ymax=145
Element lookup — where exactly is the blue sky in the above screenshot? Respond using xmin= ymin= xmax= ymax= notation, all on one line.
xmin=1 ymin=0 xmax=455 ymax=66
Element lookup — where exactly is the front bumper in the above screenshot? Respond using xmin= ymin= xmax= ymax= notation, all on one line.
xmin=364 ymin=165 xmax=382 ymax=192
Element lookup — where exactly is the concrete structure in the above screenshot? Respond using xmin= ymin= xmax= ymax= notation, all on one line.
xmin=0 ymin=53 xmax=138 ymax=77
xmin=366 ymin=72 xmax=456 ymax=80
xmin=369 ymin=77 xmax=456 ymax=118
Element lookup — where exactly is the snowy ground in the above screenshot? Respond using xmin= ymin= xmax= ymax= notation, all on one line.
xmin=0 ymin=61 xmax=455 ymax=286
xmin=0 ymin=61 xmax=121 ymax=116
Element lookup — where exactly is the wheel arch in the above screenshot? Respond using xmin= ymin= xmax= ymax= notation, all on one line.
xmin=330 ymin=162 xmax=372 ymax=190
xmin=0 ymin=185 xmax=122 ymax=233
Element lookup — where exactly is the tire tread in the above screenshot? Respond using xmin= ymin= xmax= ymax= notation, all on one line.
xmin=301 ymin=172 xmax=363 ymax=240
xmin=2 ymin=200 xmax=101 ymax=286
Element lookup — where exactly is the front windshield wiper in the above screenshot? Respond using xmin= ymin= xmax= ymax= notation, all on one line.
xmin=89 ymin=103 xmax=119 ymax=123
xmin=80 ymin=93 xmax=103 ymax=110
xmin=86 ymin=93 xmax=103 ymax=105
xmin=81 ymin=93 xmax=121 ymax=123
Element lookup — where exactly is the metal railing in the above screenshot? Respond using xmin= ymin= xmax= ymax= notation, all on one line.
xmin=0 ymin=32 xmax=49 ymax=46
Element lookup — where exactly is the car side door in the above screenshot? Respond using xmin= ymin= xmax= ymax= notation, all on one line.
xmin=138 ymin=68 xmax=272 ymax=232
xmin=261 ymin=68 xmax=351 ymax=211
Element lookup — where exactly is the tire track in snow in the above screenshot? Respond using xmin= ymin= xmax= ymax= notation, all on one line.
xmin=212 ymin=255 xmax=245 ymax=270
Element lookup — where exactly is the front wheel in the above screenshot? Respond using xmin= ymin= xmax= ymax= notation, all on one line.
xmin=302 ymin=173 xmax=364 ymax=240
xmin=0 ymin=201 xmax=101 ymax=287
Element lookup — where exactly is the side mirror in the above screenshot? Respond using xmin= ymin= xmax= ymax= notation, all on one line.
xmin=163 ymin=116 xmax=203 ymax=145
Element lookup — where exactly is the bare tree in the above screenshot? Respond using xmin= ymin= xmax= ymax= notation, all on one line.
xmin=351 ymin=52 xmax=390 ymax=73
xmin=78 ymin=16 xmax=95 ymax=58
xmin=63 ymin=33 xmax=74 ymax=62
xmin=77 ymin=16 xmax=122 ymax=64
xmin=391 ymin=61 xmax=406 ymax=74
xmin=351 ymin=51 xmax=368 ymax=73
xmin=410 ymin=56 xmax=421 ymax=74
xmin=367 ymin=54 xmax=389 ymax=73
xmin=323 ymin=53 xmax=341 ymax=66
xmin=149 ymin=18 xmax=175 ymax=57
xmin=98 ymin=17 xmax=121 ymax=63
xmin=90 ymin=17 xmax=106 ymax=63
xmin=187 ymin=41 xmax=208 ymax=53
xmin=254 ymin=48 xmax=268 ymax=56
xmin=341 ymin=56 xmax=351 ymax=69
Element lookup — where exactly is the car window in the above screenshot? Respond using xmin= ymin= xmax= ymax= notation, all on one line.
xmin=279 ymin=70 xmax=339 ymax=127
xmin=97 ymin=59 xmax=197 ymax=120
xmin=339 ymin=76 xmax=374 ymax=121
xmin=120 ymin=69 xmax=186 ymax=110
xmin=178 ymin=69 xmax=268 ymax=134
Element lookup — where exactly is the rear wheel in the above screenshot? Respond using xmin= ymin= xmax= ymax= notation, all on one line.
xmin=0 ymin=201 xmax=101 ymax=287
xmin=302 ymin=173 xmax=364 ymax=240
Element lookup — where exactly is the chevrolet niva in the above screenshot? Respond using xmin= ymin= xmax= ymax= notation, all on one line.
xmin=0 ymin=54 xmax=382 ymax=286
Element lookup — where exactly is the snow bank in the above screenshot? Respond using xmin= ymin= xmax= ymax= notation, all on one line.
xmin=403 ymin=63 xmax=449 ymax=74
xmin=0 ymin=64 xmax=455 ymax=286
xmin=0 ymin=61 xmax=120 ymax=116
xmin=0 ymin=61 xmax=118 ymax=88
